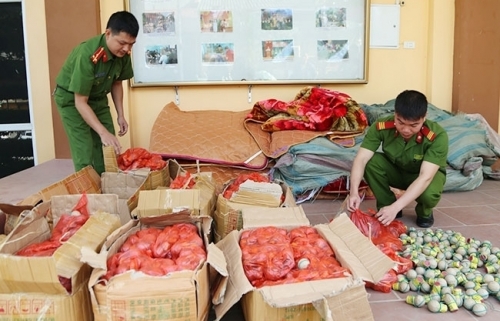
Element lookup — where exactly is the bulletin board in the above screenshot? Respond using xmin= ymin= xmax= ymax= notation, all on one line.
xmin=127 ymin=0 xmax=369 ymax=87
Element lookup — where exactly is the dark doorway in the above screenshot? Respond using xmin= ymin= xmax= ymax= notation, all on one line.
xmin=0 ymin=1 xmax=35 ymax=178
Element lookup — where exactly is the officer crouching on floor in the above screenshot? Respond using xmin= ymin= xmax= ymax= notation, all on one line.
xmin=347 ymin=90 xmax=448 ymax=228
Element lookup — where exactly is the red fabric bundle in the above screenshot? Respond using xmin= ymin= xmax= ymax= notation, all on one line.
xmin=246 ymin=87 xmax=368 ymax=133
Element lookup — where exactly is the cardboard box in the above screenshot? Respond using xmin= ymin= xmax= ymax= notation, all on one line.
xmin=4 ymin=166 xmax=102 ymax=235
xmin=135 ymin=167 xmax=217 ymax=219
xmin=213 ymin=209 xmax=394 ymax=321
xmin=85 ymin=212 xmax=227 ymax=321
xmin=101 ymin=171 xmax=149 ymax=224
xmin=0 ymin=279 xmax=92 ymax=321
xmin=0 ymin=194 xmax=121 ymax=295
xmin=213 ymin=180 xmax=296 ymax=242
xmin=103 ymin=145 xmax=170 ymax=191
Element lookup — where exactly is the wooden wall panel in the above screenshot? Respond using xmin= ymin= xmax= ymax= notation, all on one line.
xmin=452 ymin=0 xmax=500 ymax=130
xmin=44 ymin=0 xmax=100 ymax=159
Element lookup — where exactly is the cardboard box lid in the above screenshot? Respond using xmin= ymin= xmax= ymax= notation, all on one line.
xmin=101 ymin=171 xmax=149 ymax=200
xmin=0 ymin=194 xmax=121 ymax=295
xmin=103 ymin=145 xmax=120 ymax=172
xmin=13 ymin=166 xmax=101 ymax=208
xmin=315 ymin=213 xmax=394 ymax=283
xmin=314 ymin=283 xmax=375 ymax=321
xmin=50 ymin=194 xmax=119 ymax=223
xmin=39 ymin=166 xmax=101 ymax=203
xmin=136 ymin=189 xmax=201 ymax=217
xmin=101 ymin=171 xmax=149 ymax=222
xmin=213 ymin=212 xmax=394 ymax=320
xmin=241 ymin=206 xmax=310 ymax=229
xmin=207 ymin=242 xmax=229 ymax=305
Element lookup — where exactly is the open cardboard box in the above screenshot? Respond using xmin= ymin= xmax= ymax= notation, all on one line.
xmin=213 ymin=207 xmax=395 ymax=321
xmin=15 ymin=165 xmax=102 ymax=208
xmin=0 ymin=194 xmax=121 ymax=321
xmin=0 ymin=194 xmax=121 ymax=295
xmin=135 ymin=165 xmax=217 ymax=219
xmin=103 ymin=145 xmax=170 ymax=190
xmin=84 ymin=210 xmax=228 ymax=321
xmin=9 ymin=165 xmax=148 ymax=229
xmin=4 ymin=166 xmax=102 ymax=235
xmin=213 ymin=180 xmax=296 ymax=242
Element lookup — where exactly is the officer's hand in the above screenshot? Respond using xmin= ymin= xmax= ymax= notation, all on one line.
xmin=117 ymin=117 xmax=128 ymax=137
xmin=347 ymin=194 xmax=361 ymax=212
xmin=101 ymin=132 xmax=122 ymax=155
xmin=375 ymin=206 xmax=398 ymax=226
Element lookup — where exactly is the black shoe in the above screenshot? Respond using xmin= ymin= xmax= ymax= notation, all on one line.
xmin=416 ymin=213 xmax=434 ymax=228
xmin=396 ymin=210 xmax=403 ymax=218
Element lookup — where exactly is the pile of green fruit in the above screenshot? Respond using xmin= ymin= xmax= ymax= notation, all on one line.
xmin=393 ymin=227 xmax=500 ymax=316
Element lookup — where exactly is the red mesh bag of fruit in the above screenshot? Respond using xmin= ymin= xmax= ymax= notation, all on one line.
xmin=240 ymin=226 xmax=294 ymax=287
xmin=103 ymin=223 xmax=206 ymax=281
xmin=240 ymin=226 xmax=349 ymax=288
xmin=16 ymin=193 xmax=90 ymax=257
xmin=365 ymin=269 xmax=398 ymax=293
xmin=16 ymin=193 xmax=91 ymax=293
xmin=350 ymin=208 xmax=405 ymax=251
xmin=118 ymin=147 xmax=166 ymax=171
xmin=170 ymin=171 xmax=196 ymax=189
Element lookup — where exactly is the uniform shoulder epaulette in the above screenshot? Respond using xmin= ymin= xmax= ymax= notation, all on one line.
xmin=376 ymin=121 xmax=396 ymax=130
xmin=419 ymin=125 xmax=436 ymax=142
xmin=91 ymin=47 xmax=108 ymax=64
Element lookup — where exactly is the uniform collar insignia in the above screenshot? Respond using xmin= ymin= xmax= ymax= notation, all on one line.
xmin=419 ymin=125 xmax=436 ymax=142
xmin=376 ymin=121 xmax=395 ymax=130
xmin=91 ymin=46 xmax=108 ymax=64
xmin=415 ymin=125 xmax=436 ymax=143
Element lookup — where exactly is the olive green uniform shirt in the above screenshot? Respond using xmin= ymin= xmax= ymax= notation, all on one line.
xmin=55 ymin=34 xmax=133 ymax=104
xmin=360 ymin=115 xmax=448 ymax=175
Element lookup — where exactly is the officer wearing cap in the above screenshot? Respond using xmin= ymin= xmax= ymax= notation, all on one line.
xmin=348 ymin=90 xmax=448 ymax=228
xmin=54 ymin=11 xmax=139 ymax=175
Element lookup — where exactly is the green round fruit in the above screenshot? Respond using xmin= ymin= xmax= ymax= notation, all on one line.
xmin=477 ymin=288 xmax=489 ymax=299
xmin=406 ymin=269 xmax=417 ymax=280
xmin=463 ymin=297 xmax=476 ymax=310
xmin=472 ymin=302 xmax=487 ymax=317
xmin=427 ymin=299 xmax=441 ymax=313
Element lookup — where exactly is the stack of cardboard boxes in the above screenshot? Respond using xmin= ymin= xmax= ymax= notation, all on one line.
xmin=0 ymin=155 xmax=395 ymax=321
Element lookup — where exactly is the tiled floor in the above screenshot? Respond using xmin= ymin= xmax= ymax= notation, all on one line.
xmin=1 ymin=159 xmax=499 ymax=321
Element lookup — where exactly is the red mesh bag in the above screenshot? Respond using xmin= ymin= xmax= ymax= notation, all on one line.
xmin=103 ymin=223 xmax=206 ymax=281
xmin=240 ymin=226 xmax=349 ymax=288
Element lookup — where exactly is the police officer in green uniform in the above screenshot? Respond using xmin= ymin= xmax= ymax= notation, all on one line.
xmin=348 ymin=90 xmax=448 ymax=228
xmin=54 ymin=11 xmax=139 ymax=175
